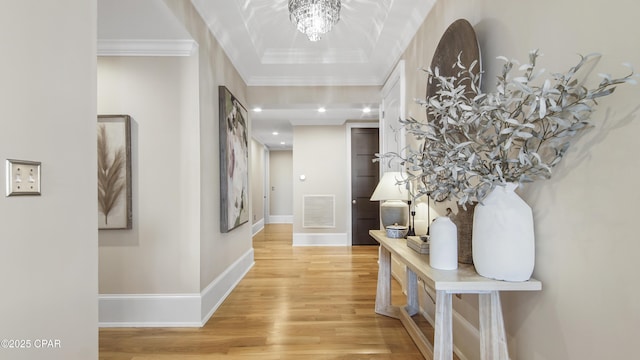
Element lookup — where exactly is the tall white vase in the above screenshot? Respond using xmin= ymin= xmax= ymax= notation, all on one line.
xmin=472 ymin=183 xmax=535 ymax=281
xmin=430 ymin=216 xmax=458 ymax=270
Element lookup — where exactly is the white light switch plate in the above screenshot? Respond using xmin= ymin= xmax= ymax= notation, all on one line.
xmin=6 ymin=159 xmax=41 ymax=196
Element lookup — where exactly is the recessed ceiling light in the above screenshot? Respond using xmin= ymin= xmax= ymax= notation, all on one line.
xmin=272 ymin=131 xmax=279 ymax=135
xmin=318 ymin=107 xmax=326 ymax=113
xmin=363 ymin=107 xmax=371 ymax=113
xmin=280 ymin=141 xmax=285 ymax=145
xmin=253 ymin=107 xmax=262 ymax=112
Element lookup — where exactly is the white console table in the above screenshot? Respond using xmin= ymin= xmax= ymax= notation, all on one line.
xmin=369 ymin=230 xmax=541 ymax=360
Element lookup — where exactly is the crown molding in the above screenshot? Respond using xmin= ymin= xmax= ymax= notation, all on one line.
xmin=246 ymin=74 xmax=384 ymax=87
xmin=97 ymin=39 xmax=198 ymax=57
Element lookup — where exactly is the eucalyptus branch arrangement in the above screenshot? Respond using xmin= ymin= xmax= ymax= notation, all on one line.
xmin=379 ymin=50 xmax=636 ymax=206
xmin=98 ymin=124 xmax=126 ymax=225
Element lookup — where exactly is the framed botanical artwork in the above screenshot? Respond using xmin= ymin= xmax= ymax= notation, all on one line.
xmin=97 ymin=115 xmax=132 ymax=230
xmin=219 ymin=86 xmax=249 ymax=233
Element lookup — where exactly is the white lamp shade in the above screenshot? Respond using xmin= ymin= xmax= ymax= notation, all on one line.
xmin=370 ymin=172 xmax=410 ymax=201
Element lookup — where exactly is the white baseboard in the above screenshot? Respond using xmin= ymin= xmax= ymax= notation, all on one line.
xmin=420 ymin=308 xmax=478 ymax=360
xmin=451 ymin=309 xmax=479 ymax=360
xmin=98 ymin=294 xmax=201 ymax=327
xmin=418 ymin=286 xmax=480 ymax=360
xmin=99 ymin=248 xmax=254 ymax=328
xmin=252 ymin=218 xmax=265 ymax=236
xmin=268 ymin=215 xmax=293 ymax=224
xmin=292 ymin=233 xmax=348 ymax=246
xmin=200 ymin=248 xmax=254 ymax=325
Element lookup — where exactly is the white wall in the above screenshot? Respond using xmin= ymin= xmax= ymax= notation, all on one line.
xmin=402 ymin=0 xmax=640 ymax=359
xmin=98 ymin=56 xmax=200 ymax=294
xmin=163 ymin=0 xmax=253 ymax=296
xmin=293 ymin=126 xmax=348 ymax=245
xmin=0 ymin=1 xmax=98 ymax=359
xmin=247 ymin=85 xmax=381 ymax=235
xmin=97 ymin=0 xmax=254 ymax=326
xmin=269 ymin=150 xmax=293 ymax=218
xmin=251 ymin=138 xmax=266 ymax=226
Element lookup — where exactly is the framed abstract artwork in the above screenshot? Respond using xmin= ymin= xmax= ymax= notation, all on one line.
xmin=219 ymin=86 xmax=249 ymax=232
xmin=97 ymin=115 xmax=132 ymax=230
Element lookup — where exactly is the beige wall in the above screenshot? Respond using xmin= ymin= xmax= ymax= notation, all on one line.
xmin=164 ymin=0 xmax=252 ymax=291
xmin=98 ymin=56 xmax=200 ymax=294
xmin=251 ymin=138 xmax=266 ymax=224
xmin=0 ymin=1 xmax=98 ymax=358
xmin=269 ymin=150 xmax=294 ymax=216
xmin=293 ymin=126 xmax=348 ymax=234
xmin=402 ymin=0 xmax=640 ymax=358
xmin=97 ymin=0 xmax=253 ymax=325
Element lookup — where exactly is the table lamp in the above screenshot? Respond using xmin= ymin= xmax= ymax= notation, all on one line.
xmin=370 ymin=171 xmax=410 ymax=229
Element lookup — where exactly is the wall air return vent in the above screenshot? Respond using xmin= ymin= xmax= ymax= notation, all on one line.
xmin=303 ymin=195 xmax=335 ymax=228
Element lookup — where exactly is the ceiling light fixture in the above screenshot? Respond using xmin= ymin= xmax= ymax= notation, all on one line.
xmin=363 ymin=107 xmax=371 ymax=114
xmin=317 ymin=107 xmax=326 ymax=113
xmin=288 ymin=0 xmax=341 ymax=42
xmin=253 ymin=107 xmax=263 ymax=112
xmin=272 ymin=131 xmax=279 ymax=135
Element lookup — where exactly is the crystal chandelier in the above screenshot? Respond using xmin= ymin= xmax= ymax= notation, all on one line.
xmin=288 ymin=0 xmax=341 ymax=42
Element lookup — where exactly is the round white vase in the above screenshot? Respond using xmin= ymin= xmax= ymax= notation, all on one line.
xmin=429 ymin=216 xmax=458 ymax=270
xmin=472 ymin=183 xmax=535 ymax=281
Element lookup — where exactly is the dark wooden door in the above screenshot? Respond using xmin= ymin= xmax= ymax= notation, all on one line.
xmin=351 ymin=128 xmax=380 ymax=245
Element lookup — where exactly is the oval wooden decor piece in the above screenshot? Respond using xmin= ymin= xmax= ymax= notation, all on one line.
xmin=426 ymin=18 xmax=481 ymax=112
xmin=424 ymin=19 xmax=481 ymax=261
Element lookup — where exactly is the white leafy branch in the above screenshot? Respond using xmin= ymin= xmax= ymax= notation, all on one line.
xmin=378 ymin=50 xmax=636 ymax=206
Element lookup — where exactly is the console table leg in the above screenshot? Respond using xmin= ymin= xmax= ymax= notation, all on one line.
xmin=405 ymin=267 xmax=419 ymax=316
xmin=433 ymin=291 xmax=453 ymax=360
xmin=375 ymin=246 xmax=399 ymax=318
xmin=479 ymin=292 xmax=509 ymax=360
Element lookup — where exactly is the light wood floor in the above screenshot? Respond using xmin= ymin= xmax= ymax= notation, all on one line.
xmin=99 ymin=224 xmax=432 ymax=359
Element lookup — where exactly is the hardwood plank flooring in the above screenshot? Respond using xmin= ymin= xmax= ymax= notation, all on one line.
xmin=99 ymin=224 xmax=432 ymax=359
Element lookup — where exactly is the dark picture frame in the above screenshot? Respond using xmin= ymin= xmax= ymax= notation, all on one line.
xmin=219 ymin=86 xmax=249 ymax=232
xmin=97 ymin=115 xmax=132 ymax=230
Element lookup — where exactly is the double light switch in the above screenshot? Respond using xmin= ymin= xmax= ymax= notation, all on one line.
xmin=5 ymin=159 xmax=41 ymax=196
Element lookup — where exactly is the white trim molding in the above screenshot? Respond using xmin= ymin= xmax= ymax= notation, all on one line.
xmin=98 ymin=294 xmax=201 ymax=328
xmin=419 ymin=306 xmax=478 ymax=360
xmin=379 ymin=59 xmax=406 ymax=173
xmin=252 ymin=218 xmax=265 ymax=236
xmin=99 ymin=248 xmax=254 ymax=327
xmin=97 ymin=39 xmax=198 ymax=57
xmin=293 ymin=233 xmax=348 ymax=246
xmin=418 ymin=283 xmax=479 ymax=360
xmin=451 ymin=309 xmax=479 ymax=360
xmin=269 ymin=215 xmax=293 ymax=224
xmin=200 ymin=248 xmax=255 ymax=325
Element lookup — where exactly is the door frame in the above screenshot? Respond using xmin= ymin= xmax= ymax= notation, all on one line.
xmin=346 ymin=122 xmax=379 ymax=245
xmin=263 ymin=146 xmax=270 ymax=224
xmin=380 ymin=60 xmax=406 ymax=173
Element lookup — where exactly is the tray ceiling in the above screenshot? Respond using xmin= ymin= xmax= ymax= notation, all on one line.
xmin=98 ymin=0 xmax=436 ymax=149
xmin=192 ymin=0 xmax=435 ymax=86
